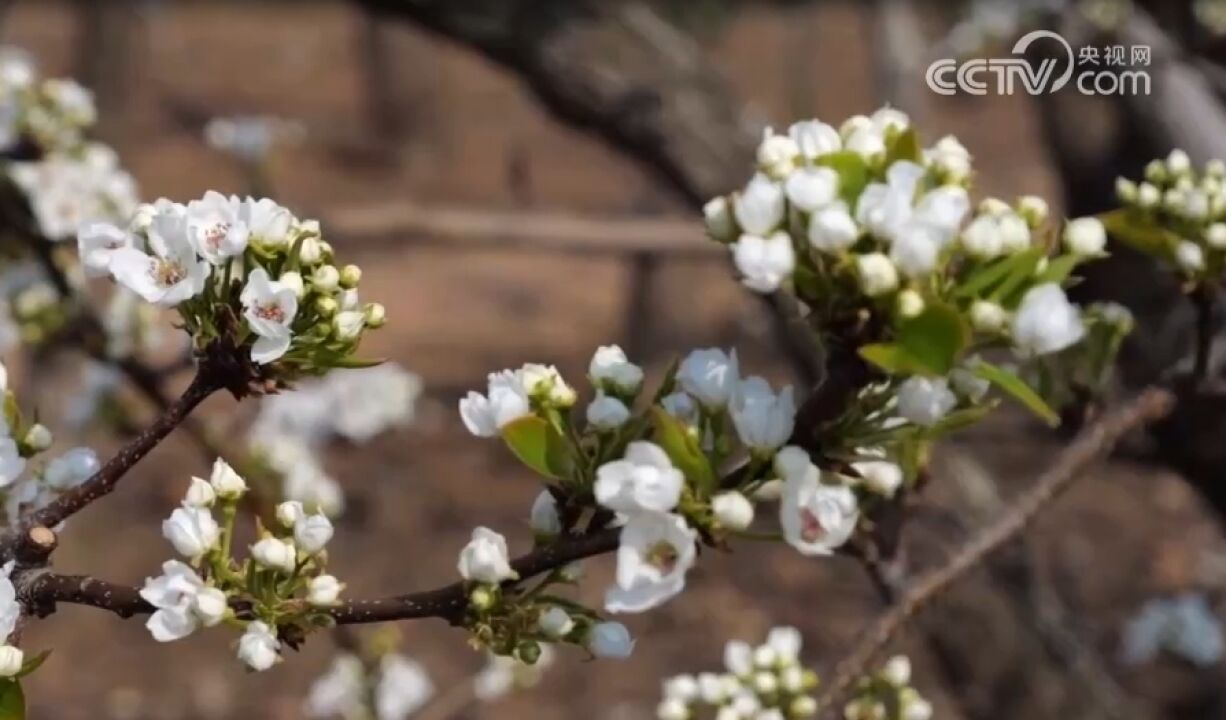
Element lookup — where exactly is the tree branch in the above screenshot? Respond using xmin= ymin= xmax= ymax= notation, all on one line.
xmin=814 ymin=387 xmax=1175 ymax=716
xmin=14 ymin=369 xmax=218 ymax=535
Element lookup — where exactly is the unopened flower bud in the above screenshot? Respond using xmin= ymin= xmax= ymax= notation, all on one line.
xmin=882 ymin=655 xmax=912 ymax=686
xmin=24 ymin=424 xmax=51 ymax=452
xmin=279 ymin=271 xmax=305 ymax=299
xmin=1115 ymin=177 xmax=1138 ymax=204
xmin=312 ymin=265 xmax=340 ymax=292
xmin=184 ymin=477 xmax=216 ymax=508
xmin=276 ymin=500 xmax=304 ymax=528
xmin=334 ymin=311 xmax=365 ymax=341
xmin=791 ymin=696 xmax=818 ymax=717
xmin=970 ymin=300 xmax=1006 ymax=333
xmin=896 ymin=289 xmax=924 ymax=318
xmin=752 ymin=671 xmax=778 ymax=695
xmin=704 ymin=196 xmax=737 ymax=243
xmin=0 ymin=645 xmax=24 ymax=678
xmin=1138 ymin=182 xmax=1161 ymax=208
xmin=307 ymin=574 xmax=343 ymax=606
xmin=209 ymin=458 xmax=247 ymax=500
xmin=538 ymin=605 xmax=575 ymax=638
xmin=298 ymin=236 xmax=322 ymax=265
xmin=1017 ymin=195 xmax=1049 ymax=228
xmin=315 ymin=296 xmax=338 ymax=317
xmin=250 ymin=536 xmax=296 ymax=573
xmin=470 ymin=585 xmax=496 ymax=611
xmin=1145 ymin=159 xmax=1166 ymax=184
xmin=363 ymin=302 xmax=386 ymax=328
xmin=339 ymin=264 xmax=362 ymax=289
xmin=588 ymin=621 xmax=634 ymax=659
xmin=193 ymin=586 xmax=228 ymax=626
xmin=1207 ymin=223 xmax=1226 ymax=249
xmin=1177 ymin=241 xmax=1206 ymax=273
xmin=516 ymin=640 xmax=542 ymax=665
xmin=1168 ymin=148 xmax=1192 ymax=176
xmin=711 ymin=491 xmax=754 ymax=531
xmin=1064 ymin=217 xmax=1107 ymax=256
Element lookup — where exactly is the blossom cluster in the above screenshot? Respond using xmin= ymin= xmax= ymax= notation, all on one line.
xmin=843 ymin=656 xmax=932 ymax=720
xmin=0 ymin=48 xmax=138 ymax=240
xmin=1112 ymin=149 xmax=1226 ymax=280
xmin=144 ymin=459 xmax=342 ymax=671
xmin=306 ymin=649 xmax=434 ymax=720
xmin=78 ymin=191 xmax=385 ymax=377
xmin=657 ymin=627 xmax=818 ymax=720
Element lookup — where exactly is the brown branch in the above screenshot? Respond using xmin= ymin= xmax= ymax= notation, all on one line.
xmin=14 ymin=369 xmax=218 ymax=535
xmin=16 ymin=527 xmax=621 ymax=626
xmin=814 ymin=388 xmax=1175 ymax=717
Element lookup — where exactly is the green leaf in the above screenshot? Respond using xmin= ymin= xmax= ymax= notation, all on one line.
xmin=884 ymin=128 xmax=922 ymax=166
xmin=1098 ymin=208 xmax=1179 ymax=258
xmin=895 ymin=303 xmax=969 ymax=376
xmin=956 ymin=248 xmax=1042 ymax=300
xmin=927 ymin=400 xmax=1000 ymax=435
xmin=0 ymin=680 xmax=23 ymax=720
xmin=973 ymin=361 xmax=1060 ymax=427
xmin=817 ymin=151 xmax=870 ymax=207
xmin=858 ymin=343 xmax=913 ymax=374
xmin=650 ymin=407 xmax=717 ymax=496
xmin=989 ymin=248 xmax=1045 ymax=305
xmin=500 ymin=416 xmax=572 ymax=479
xmin=15 ymin=651 xmax=49 ymax=680
xmin=324 ymin=356 xmax=386 ymax=369
xmin=650 ymin=357 xmax=681 ymax=404
xmin=1034 ymin=254 xmax=1081 ymax=285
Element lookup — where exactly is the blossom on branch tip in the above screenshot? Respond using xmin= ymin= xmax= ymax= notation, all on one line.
xmin=588 ymin=621 xmax=634 ymax=659
xmin=779 ymin=457 xmax=859 ymax=556
xmin=183 ymin=476 xmax=216 ymax=508
xmin=208 ymin=457 xmax=247 ymax=499
xmin=530 ymin=490 xmax=561 ymax=537
xmin=589 ymin=344 xmax=644 ymax=395
xmin=186 ymin=190 xmax=248 ymax=264
xmin=240 ymin=268 xmax=299 ymax=364
xmin=712 ymin=491 xmax=754 ymax=531
xmin=238 ymin=620 xmax=281 ymax=671
xmin=459 ymin=370 xmax=531 ymax=437
xmin=141 ymin=560 xmax=207 ymax=642
xmin=595 ymin=441 xmax=684 ymax=515
xmin=307 ymin=575 xmax=343 ymax=606
xmin=896 ymin=376 xmax=957 ymax=427
xmin=109 ymin=210 xmax=209 ymax=306
xmin=733 ymin=174 xmax=785 ymax=236
xmin=606 ymin=511 xmax=698 ymax=613
xmin=678 ymin=348 xmax=739 ymax=409
xmin=251 ymin=536 xmax=296 ymax=573
xmin=294 ymin=511 xmax=334 ymax=554
xmin=1064 ymin=217 xmax=1107 ymax=256
xmin=587 ymin=392 xmax=631 ymax=431
xmin=732 ymin=231 xmax=796 ymax=293
xmin=1012 ymin=283 xmax=1086 ymax=356
xmin=729 ymin=376 xmax=795 ymax=452
xmin=162 ymin=506 xmax=220 ymax=560
xmin=77 ymin=221 xmax=133 ymax=277
xmin=458 ymin=526 xmax=517 ymax=583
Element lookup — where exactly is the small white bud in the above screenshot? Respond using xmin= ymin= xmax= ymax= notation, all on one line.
xmin=298 ymin=236 xmax=323 ymax=265
xmin=312 ymin=265 xmax=340 ymax=292
xmin=711 ymin=491 xmax=754 ymax=531
xmin=1207 ymin=223 xmax=1226 ymax=249
xmin=1208 ymin=159 xmax=1226 ymax=178
xmin=339 ymin=264 xmax=362 ymax=289
xmin=208 ymin=458 xmax=247 ymax=500
xmin=1063 ymin=217 xmax=1107 ymax=256
xmin=1115 ymin=177 xmax=1138 ymax=204
xmin=1177 ymin=241 xmax=1206 ymax=273
xmin=657 ymin=698 xmax=689 ymax=720
xmin=664 ymin=674 xmax=700 ymax=702
xmin=24 ymin=424 xmax=51 ymax=452
xmin=588 ymin=621 xmax=634 ymax=659
xmin=903 ymin=699 xmax=933 ymax=720
xmin=896 ymin=289 xmax=925 ymax=318
xmin=752 ymin=671 xmax=778 ymax=695
xmin=363 ymin=302 xmax=386 ymax=328
xmin=1167 ymin=148 xmax=1192 ymax=176
xmin=279 ymin=271 xmax=305 ymax=298
xmin=856 ymin=253 xmax=899 ymax=296
xmin=251 ymin=536 xmax=297 ymax=573
xmin=307 ymin=575 xmax=343 ymax=606
xmin=791 ymin=696 xmax=818 ymax=717
xmin=1138 ymin=182 xmax=1161 ymax=208
xmin=538 ymin=606 xmax=575 ymax=638
xmin=704 ymin=196 xmax=738 ymax=242
xmin=193 ymin=586 xmax=228 ymax=626
xmin=0 ymin=646 xmax=24 ymax=678
xmin=529 ymin=491 xmax=561 ymax=536
xmin=184 ymin=477 xmax=216 ymax=508
xmin=1017 ymin=195 xmax=1049 ymax=228
xmin=294 ymin=513 xmax=334 ymax=554
xmin=780 ymin=665 xmax=805 ymax=693
xmin=275 ymin=500 xmax=304 ymax=528
xmin=882 ymin=655 xmax=912 ymax=686
xmin=333 ymin=311 xmax=365 ymax=341
xmin=752 ymin=644 xmax=777 ymax=669
xmin=970 ymin=300 xmax=1007 ymax=333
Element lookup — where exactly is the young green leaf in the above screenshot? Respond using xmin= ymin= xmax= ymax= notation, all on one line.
xmin=650 ymin=407 xmax=717 ymax=496
xmin=500 ymin=416 xmax=572 ymax=479
xmin=895 ymin=303 xmax=969 ymax=376
xmin=973 ymin=361 xmax=1059 ymax=426
xmin=0 ymin=680 xmax=23 ymax=720
xmin=817 ymin=151 xmax=871 ymax=207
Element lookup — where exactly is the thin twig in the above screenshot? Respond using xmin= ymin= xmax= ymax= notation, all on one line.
xmin=1192 ymin=282 xmax=1217 ymax=384
xmin=814 ymin=388 xmax=1175 ymax=716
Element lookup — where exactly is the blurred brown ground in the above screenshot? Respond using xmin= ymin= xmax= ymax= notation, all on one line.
xmin=4 ymin=1 xmax=1226 ymax=719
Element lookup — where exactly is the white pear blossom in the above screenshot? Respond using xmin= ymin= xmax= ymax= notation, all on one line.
xmin=458 ymin=526 xmax=517 ymax=583
xmin=539 ymin=605 xmax=575 ymax=638
xmin=276 ymin=500 xmax=304 ymax=528
xmin=305 ymin=655 xmax=364 ymax=719
xmin=890 ymin=225 xmax=942 ymax=277
xmin=856 ymin=253 xmax=899 ymax=296
xmin=678 ymin=348 xmax=739 ymax=409
xmin=521 ymin=363 xmax=575 ymax=406
xmin=896 ymin=376 xmax=957 ymax=426
xmin=459 ymin=369 xmax=532 ymax=437
xmin=704 ymin=197 xmax=737 ymax=242
xmin=729 ymin=376 xmax=796 ymax=452
xmin=1012 ymin=283 xmax=1086 ymax=356
xmin=756 ymin=127 xmax=799 ymax=179
xmin=589 ymin=621 xmax=635 ymax=659
xmin=140 ymin=560 xmax=207 ymax=642
xmin=251 ymin=536 xmax=297 ymax=573
xmin=897 ymin=289 xmax=925 ymax=318
xmin=162 ymin=506 xmax=220 ymax=559
xmin=530 ymin=490 xmax=561 ymax=536
xmin=767 ymin=626 xmax=803 ymax=664
xmin=42 ymin=447 xmax=98 ymax=490
xmin=182 ymin=477 xmax=216 ymax=508
xmin=789 ymin=120 xmax=841 ymax=160
xmin=77 ymin=221 xmax=133 ymax=277
xmin=186 ymin=191 xmax=248 ymax=264
xmin=926 ymin=135 xmax=972 ymax=181
xmin=240 ymin=267 xmax=299 ymax=364
xmin=734 ymin=174 xmax=785 ymax=236
xmin=732 ymin=231 xmax=796 ymax=293
xmin=108 ymin=210 xmax=208 ymax=306
xmin=960 ymin=213 xmax=1004 ymax=258
xmin=0 ymin=646 xmax=21 ymax=678
xmin=778 ymin=451 xmax=859 ymax=556
xmin=376 ymin=654 xmax=435 ymax=720
xmin=724 ymin=641 xmax=753 ymax=676
xmin=242 ymin=197 xmax=294 ymax=249
xmin=784 ymin=166 xmax=839 ymax=212
xmin=589 ymin=344 xmax=644 ymax=394
xmin=193 ymin=586 xmax=228 ymax=627
xmin=294 ymin=512 xmax=334 ymax=554
xmin=882 ymin=655 xmax=912 ymax=686
xmin=587 ymin=392 xmax=631 ymax=430
xmin=209 ymin=457 xmax=247 ymax=499
xmin=807 ymin=201 xmax=859 ymax=252
xmin=712 ymin=491 xmax=755 ymax=530
xmin=852 ymin=450 xmax=904 ymax=497
xmin=307 ymin=575 xmax=343 ymax=606
xmin=606 ymin=512 xmax=697 ymax=613
xmin=1177 ymin=240 xmax=1206 ymax=272
xmin=595 ymin=441 xmax=684 ymax=515
xmin=238 ymin=620 xmax=281 ymax=671
xmin=1064 ymin=217 xmax=1107 ymax=256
